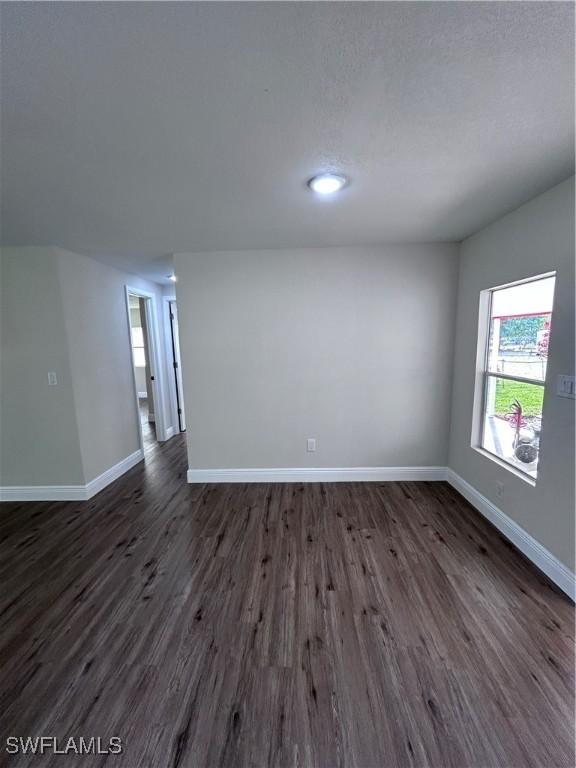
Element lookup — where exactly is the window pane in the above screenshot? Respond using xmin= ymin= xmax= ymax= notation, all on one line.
xmin=133 ymin=348 xmax=146 ymax=367
xmin=482 ymin=376 xmax=544 ymax=478
xmin=487 ymin=276 xmax=555 ymax=381
xmin=131 ymin=327 xmax=144 ymax=348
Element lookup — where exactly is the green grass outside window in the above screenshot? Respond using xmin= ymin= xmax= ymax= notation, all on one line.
xmin=494 ymin=378 xmax=544 ymax=418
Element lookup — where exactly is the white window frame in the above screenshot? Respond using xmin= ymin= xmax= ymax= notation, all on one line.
xmin=473 ymin=272 xmax=556 ymax=483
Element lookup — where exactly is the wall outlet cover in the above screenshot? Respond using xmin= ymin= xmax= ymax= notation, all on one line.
xmin=556 ymin=374 xmax=575 ymax=399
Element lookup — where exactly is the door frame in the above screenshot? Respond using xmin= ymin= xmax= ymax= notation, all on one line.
xmin=162 ymin=295 xmax=186 ymax=433
xmin=125 ymin=285 xmax=170 ymax=446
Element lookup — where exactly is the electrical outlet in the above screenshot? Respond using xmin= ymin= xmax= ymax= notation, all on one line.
xmin=496 ymin=481 xmax=504 ymax=499
xmin=306 ymin=438 xmax=316 ymax=453
xmin=47 ymin=371 xmax=58 ymax=386
xmin=557 ymin=374 xmax=575 ymax=399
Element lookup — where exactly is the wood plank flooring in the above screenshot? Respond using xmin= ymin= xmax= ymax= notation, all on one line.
xmin=0 ymin=434 xmax=573 ymax=767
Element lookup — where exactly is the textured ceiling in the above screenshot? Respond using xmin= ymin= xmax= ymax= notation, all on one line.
xmin=1 ymin=2 xmax=574 ymax=283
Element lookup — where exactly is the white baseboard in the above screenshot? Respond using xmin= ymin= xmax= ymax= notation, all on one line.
xmin=0 ymin=485 xmax=88 ymax=502
xmin=0 ymin=449 xmax=144 ymax=503
xmin=187 ymin=466 xmax=447 ymax=484
xmin=446 ymin=468 xmax=575 ymax=600
xmin=84 ymin=449 xmax=144 ymax=499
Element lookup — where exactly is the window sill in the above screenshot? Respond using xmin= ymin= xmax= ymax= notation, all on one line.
xmin=472 ymin=446 xmax=537 ymax=487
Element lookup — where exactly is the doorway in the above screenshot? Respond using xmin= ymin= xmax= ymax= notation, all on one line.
xmin=168 ymin=300 xmax=186 ymax=432
xmin=128 ymin=294 xmax=157 ymax=447
xmin=125 ymin=286 xmax=168 ymax=452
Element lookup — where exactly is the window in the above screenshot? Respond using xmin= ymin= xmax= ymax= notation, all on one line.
xmin=131 ymin=326 xmax=146 ymax=367
xmin=478 ymin=273 xmax=556 ymax=480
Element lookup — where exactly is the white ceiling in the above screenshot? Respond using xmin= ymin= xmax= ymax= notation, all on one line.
xmin=1 ymin=2 xmax=574 ymax=284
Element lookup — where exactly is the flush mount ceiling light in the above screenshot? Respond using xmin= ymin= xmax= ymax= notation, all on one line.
xmin=308 ymin=173 xmax=347 ymax=195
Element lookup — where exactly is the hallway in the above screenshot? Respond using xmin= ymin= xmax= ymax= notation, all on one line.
xmin=139 ymin=398 xmax=157 ymax=452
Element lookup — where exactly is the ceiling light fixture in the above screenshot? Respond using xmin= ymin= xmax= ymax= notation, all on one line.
xmin=168 ymin=274 xmax=177 ymax=282
xmin=308 ymin=173 xmax=347 ymax=195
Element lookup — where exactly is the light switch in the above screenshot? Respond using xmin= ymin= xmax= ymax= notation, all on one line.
xmin=307 ymin=438 xmax=316 ymax=452
xmin=47 ymin=371 xmax=58 ymax=386
xmin=556 ymin=374 xmax=575 ymax=399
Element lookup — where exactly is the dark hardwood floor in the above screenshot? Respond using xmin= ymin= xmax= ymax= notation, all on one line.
xmin=0 ymin=434 xmax=573 ymax=767
xmin=139 ymin=398 xmax=157 ymax=452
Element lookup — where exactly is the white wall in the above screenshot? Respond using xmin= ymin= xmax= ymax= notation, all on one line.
xmin=57 ymin=249 xmax=173 ymax=482
xmin=134 ymin=366 xmax=147 ymax=396
xmin=0 ymin=247 xmax=174 ymax=489
xmin=175 ymin=244 xmax=459 ymax=470
xmin=0 ymin=247 xmax=85 ymax=485
xmin=448 ymin=177 xmax=575 ymax=570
